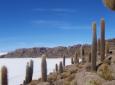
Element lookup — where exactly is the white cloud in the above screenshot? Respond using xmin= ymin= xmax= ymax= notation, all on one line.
xmin=32 ymin=20 xmax=90 ymax=30
xmin=33 ymin=8 xmax=76 ymax=13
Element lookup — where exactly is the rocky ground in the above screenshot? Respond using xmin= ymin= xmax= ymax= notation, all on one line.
xmin=28 ymin=50 xmax=115 ymax=85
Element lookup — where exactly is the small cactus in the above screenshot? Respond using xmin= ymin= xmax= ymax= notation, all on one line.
xmin=103 ymin=0 xmax=115 ymax=11
xmin=1 ymin=66 xmax=8 ymax=85
xmin=63 ymin=55 xmax=66 ymax=66
xmin=59 ymin=61 xmax=63 ymax=73
xmin=71 ymin=57 xmax=74 ymax=64
xmin=91 ymin=22 xmax=97 ymax=71
xmin=41 ymin=54 xmax=47 ymax=82
xmin=100 ymin=18 xmax=105 ymax=61
xmin=74 ymin=51 xmax=79 ymax=64
xmin=55 ymin=64 xmax=58 ymax=72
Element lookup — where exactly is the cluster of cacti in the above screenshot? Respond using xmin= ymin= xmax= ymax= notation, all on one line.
xmin=103 ymin=0 xmax=115 ymax=11
xmin=1 ymin=66 xmax=8 ymax=85
xmin=100 ymin=18 xmax=105 ymax=62
xmin=41 ymin=54 xmax=47 ymax=82
xmin=91 ymin=22 xmax=97 ymax=71
xmin=74 ymin=51 xmax=79 ymax=64
xmin=59 ymin=61 xmax=63 ymax=73
xmin=80 ymin=45 xmax=85 ymax=63
xmin=24 ymin=60 xmax=34 ymax=84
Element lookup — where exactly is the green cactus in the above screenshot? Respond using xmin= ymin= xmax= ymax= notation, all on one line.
xmin=100 ymin=18 xmax=105 ymax=61
xmin=71 ymin=57 xmax=74 ymax=64
xmin=74 ymin=51 xmax=79 ymax=64
xmin=103 ymin=0 xmax=115 ymax=11
xmin=41 ymin=54 xmax=47 ymax=82
xmin=91 ymin=22 xmax=97 ymax=71
xmin=63 ymin=55 xmax=66 ymax=66
xmin=59 ymin=61 xmax=63 ymax=73
xmin=1 ymin=66 xmax=8 ymax=85
xmin=55 ymin=64 xmax=58 ymax=72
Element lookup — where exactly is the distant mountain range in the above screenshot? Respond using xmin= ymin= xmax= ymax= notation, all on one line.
xmin=0 ymin=38 xmax=115 ymax=58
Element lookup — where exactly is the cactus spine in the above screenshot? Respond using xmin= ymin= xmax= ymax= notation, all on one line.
xmin=1 ymin=66 xmax=8 ymax=85
xmin=41 ymin=54 xmax=47 ymax=82
xmin=63 ymin=55 xmax=65 ymax=66
xmin=91 ymin=22 xmax=97 ymax=71
xmin=100 ymin=18 xmax=105 ymax=61
xmin=59 ymin=61 xmax=63 ymax=73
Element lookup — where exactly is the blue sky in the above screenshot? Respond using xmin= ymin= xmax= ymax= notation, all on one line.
xmin=0 ymin=0 xmax=115 ymax=52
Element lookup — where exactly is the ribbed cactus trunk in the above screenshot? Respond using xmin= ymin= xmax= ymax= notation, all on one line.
xmin=74 ymin=51 xmax=79 ymax=64
xmin=91 ymin=22 xmax=97 ymax=71
xmin=1 ymin=66 xmax=8 ymax=85
xmin=100 ymin=18 xmax=105 ymax=61
xmin=59 ymin=61 xmax=63 ymax=73
xmin=41 ymin=54 xmax=47 ymax=82
xmin=80 ymin=45 xmax=85 ymax=63
xmin=63 ymin=55 xmax=65 ymax=66
xmin=71 ymin=57 xmax=74 ymax=64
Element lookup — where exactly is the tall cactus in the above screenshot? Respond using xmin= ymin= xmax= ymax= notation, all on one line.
xmin=41 ymin=54 xmax=47 ymax=82
xmin=1 ymin=66 xmax=8 ymax=85
xmin=80 ymin=45 xmax=85 ymax=63
xmin=100 ymin=18 xmax=105 ymax=61
xmin=91 ymin=22 xmax=97 ymax=71
xmin=30 ymin=60 xmax=33 ymax=82
xmin=59 ymin=61 xmax=63 ymax=73
xmin=63 ymin=55 xmax=66 ymax=66
xmin=74 ymin=51 xmax=79 ymax=64
xmin=25 ymin=62 xmax=31 ymax=84
xmin=55 ymin=64 xmax=58 ymax=72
